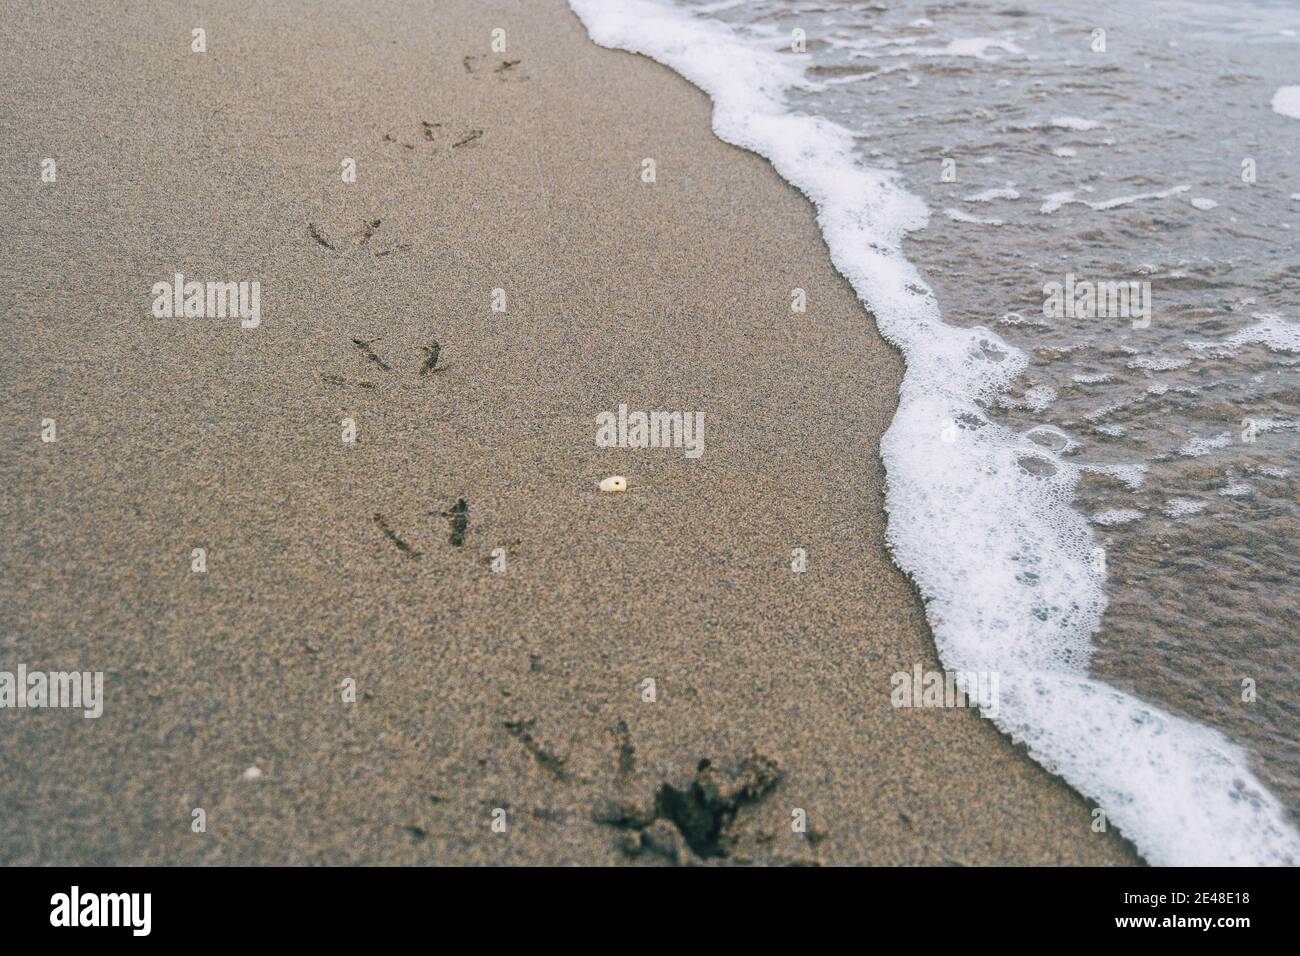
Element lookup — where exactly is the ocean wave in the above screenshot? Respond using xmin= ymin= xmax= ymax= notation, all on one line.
xmin=568 ymin=0 xmax=1300 ymax=865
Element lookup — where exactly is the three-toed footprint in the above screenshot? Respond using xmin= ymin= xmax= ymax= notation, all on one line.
xmin=383 ymin=120 xmax=485 ymax=152
xmin=306 ymin=217 xmax=411 ymax=258
xmin=463 ymin=55 xmax=529 ymax=82
xmin=341 ymin=337 xmax=447 ymax=379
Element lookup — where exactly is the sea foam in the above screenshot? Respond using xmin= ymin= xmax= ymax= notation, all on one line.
xmin=1272 ymin=86 xmax=1300 ymax=120
xmin=568 ymin=0 xmax=1300 ymax=865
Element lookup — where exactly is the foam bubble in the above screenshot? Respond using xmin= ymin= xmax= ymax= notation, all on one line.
xmin=1164 ymin=497 xmax=1209 ymax=518
xmin=847 ymin=35 xmax=1022 ymax=61
xmin=1084 ymin=463 xmax=1147 ymax=490
xmin=1092 ymin=508 xmax=1144 ymax=526
xmin=1050 ymin=115 xmax=1102 ymax=130
xmin=1042 ymin=185 xmax=1191 ymax=214
xmin=1178 ymin=432 xmax=1233 ymax=457
xmin=1187 ymin=313 xmax=1300 ymax=354
xmin=963 ymin=184 xmax=1020 ymax=202
xmin=1128 ymin=355 xmax=1190 ymax=371
xmin=1272 ymin=86 xmax=1300 ymax=120
xmin=944 ymin=207 xmax=1003 ymax=226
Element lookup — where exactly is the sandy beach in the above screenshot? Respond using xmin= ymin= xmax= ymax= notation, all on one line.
xmin=0 ymin=0 xmax=1140 ymax=865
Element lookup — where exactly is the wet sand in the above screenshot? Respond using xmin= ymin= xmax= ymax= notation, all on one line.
xmin=0 ymin=0 xmax=1137 ymax=865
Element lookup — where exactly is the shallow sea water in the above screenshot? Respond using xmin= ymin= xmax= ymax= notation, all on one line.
xmin=790 ymin=0 xmax=1300 ymax=822
xmin=719 ymin=0 xmax=1300 ymax=814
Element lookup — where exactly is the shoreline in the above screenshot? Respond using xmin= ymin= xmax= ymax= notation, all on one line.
xmin=0 ymin=0 xmax=1138 ymax=865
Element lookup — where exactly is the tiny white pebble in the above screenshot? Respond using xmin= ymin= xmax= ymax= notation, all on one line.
xmin=599 ymin=475 xmax=627 ymax=493
xmin=242 ymin=766 xmax=263 ymax=781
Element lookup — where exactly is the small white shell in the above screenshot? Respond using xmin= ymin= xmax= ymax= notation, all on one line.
xmin=599 ymin=475 xmax=627 ymax=493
